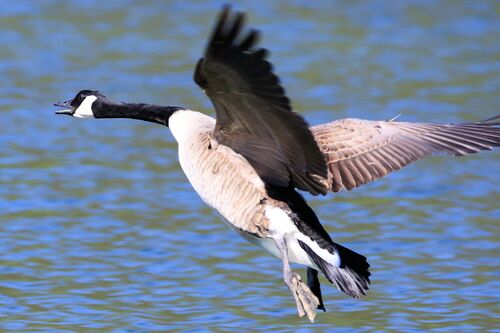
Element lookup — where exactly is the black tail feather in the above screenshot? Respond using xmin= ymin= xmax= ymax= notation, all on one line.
xmin=299 ymin=240 xmax=371 ymax=299
xmin=307 ymin=267 xmax=326 ymax=311
xmin=334 ymin=242 xmax=371 ymax=282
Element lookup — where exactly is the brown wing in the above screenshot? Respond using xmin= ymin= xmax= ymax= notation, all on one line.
xmin=311 ymin=116 xmax=500 ymax=192
xmin=194 ymin=6 xmax=328 ymax=195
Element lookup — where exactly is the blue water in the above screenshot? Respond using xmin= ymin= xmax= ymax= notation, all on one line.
xmin=0 ymin=1 xmax=499 ymax=332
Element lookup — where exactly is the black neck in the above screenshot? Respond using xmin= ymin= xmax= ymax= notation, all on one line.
xmin=93 ymin=99 xmax=183 ymax=126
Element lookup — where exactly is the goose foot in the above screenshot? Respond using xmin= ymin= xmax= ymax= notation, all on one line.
xmin=286 ymin=271 xmax=319 ymax=322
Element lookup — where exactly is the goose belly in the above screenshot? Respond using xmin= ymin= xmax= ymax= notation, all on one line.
xmin=214 ymin=209 xmax=317 ymax=268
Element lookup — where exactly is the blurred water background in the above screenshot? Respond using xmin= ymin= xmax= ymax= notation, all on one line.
xmin=0 ymin=1 xmax=499 ymax=332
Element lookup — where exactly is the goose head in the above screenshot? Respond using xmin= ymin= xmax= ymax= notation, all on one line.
xmin=54 ymin=90 xmax=106 ymax=118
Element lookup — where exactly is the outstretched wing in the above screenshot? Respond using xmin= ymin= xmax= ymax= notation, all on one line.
xmin=311 ymin=116 xmax=500 ymax=192
xmin=194 ymin=6 xmax=328 ymax=195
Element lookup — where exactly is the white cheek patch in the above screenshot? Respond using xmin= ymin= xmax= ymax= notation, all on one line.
xmin=73 ymin=95 xmax=97 ymax=118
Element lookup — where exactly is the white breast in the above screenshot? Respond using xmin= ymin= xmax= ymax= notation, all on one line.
xmin=168 ymin=109 xmax=215 ymax=143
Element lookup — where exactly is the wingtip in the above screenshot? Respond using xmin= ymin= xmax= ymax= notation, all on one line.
xmin=220 ymin=3 xmax=232 ymax=17
xmin=476 ymin=114 xmax=500 ymax=125
xmin=239 ymin=28 xmax=260 ymax=51
xmin=212 ymin=4 xmax=231 ymax=42
xmin=225 ymin=11 xmax=245 ymax=43
xmin=212 ymin=4 xmax=248 ymax=46
xmin=207 ymin=5 xmax=266 ymax=58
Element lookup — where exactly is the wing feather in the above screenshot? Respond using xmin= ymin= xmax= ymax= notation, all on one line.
xmin=194 ymin=5 xmax=328 ymax=195
xmin=311 ymin=116 xmax=500 ymax=192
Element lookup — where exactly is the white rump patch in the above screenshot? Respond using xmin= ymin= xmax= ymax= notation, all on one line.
xmin=265 ymin=206 xmax=296 ymax=235
xmin=296 ymin=233 xmax=341 ymax=268
xmin=264 ymin=206 xmax=341 ymax=268
xmin=73 ymin=95 xmax=97 ymax=118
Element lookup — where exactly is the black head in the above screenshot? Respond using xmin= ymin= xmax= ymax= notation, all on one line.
xmin=54 ymin=90 xmax=106 ymax=117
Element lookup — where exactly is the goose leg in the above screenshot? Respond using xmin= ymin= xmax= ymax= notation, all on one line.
xmin=274 ymin=237 xmax=319 ymax=322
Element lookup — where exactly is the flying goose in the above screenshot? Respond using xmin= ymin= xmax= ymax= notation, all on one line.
xmin=55 ymin=6 xmax=500 ymax=322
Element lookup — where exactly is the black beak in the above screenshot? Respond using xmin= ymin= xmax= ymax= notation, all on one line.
xmin=54 ymin=100 xmax=73 ymax=115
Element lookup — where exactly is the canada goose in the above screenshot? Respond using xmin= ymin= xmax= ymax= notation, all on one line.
xmin=55 ymin=6 xmax=500 ymax=322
